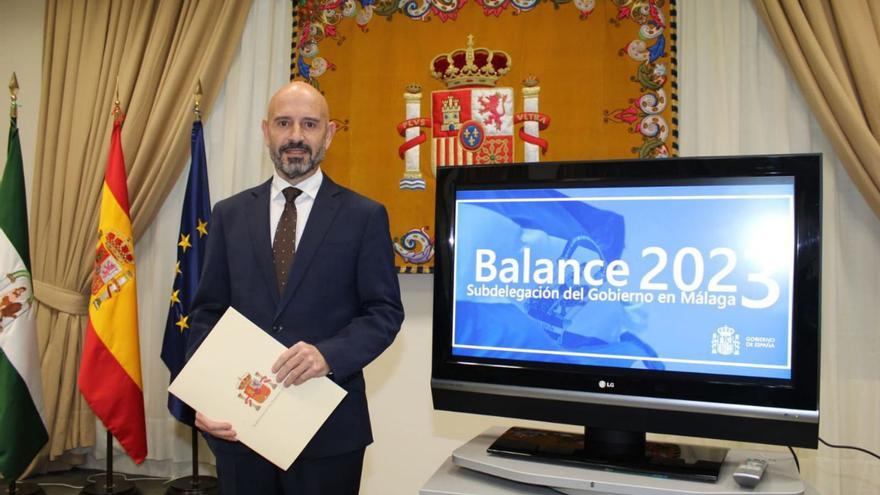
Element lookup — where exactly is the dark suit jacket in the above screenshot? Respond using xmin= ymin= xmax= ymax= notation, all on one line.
xmin=186 ymin=174 xmax=404 ymax=459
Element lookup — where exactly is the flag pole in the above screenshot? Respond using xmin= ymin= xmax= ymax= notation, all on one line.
xmin=165 ymin=79 xmax=218 ymax=495
xmin=79 ymin=433 xmax=135 ymax=495
xmin=79 ymin=79 xmax=136 ymax=495
xmin=4 ymin=72 xmax=47 ymax=495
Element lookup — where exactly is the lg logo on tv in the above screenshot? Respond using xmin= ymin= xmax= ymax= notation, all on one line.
xmin=598 ymin=380 xmax=615 ymax=389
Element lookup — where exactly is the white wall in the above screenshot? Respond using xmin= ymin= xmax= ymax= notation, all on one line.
xmin=0 ymin=0 xmax=44 ymax=197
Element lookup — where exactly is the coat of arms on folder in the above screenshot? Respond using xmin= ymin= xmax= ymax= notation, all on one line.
xmin=237 ymin=371 xmax=278 ymax=411
xmin=168 ymin=308 xmax=347 ymax=469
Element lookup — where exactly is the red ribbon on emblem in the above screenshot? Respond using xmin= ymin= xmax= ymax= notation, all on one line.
xmin=514 ymin=112 xmax=551 ymax=154
xmin=396 ymin=117 xmax=432 ymax=159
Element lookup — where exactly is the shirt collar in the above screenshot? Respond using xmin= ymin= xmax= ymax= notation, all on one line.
xmin=271 ymin=167 xmax=323 ymax=201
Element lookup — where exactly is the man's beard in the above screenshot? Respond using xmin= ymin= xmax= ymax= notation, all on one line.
xmin=270 ymin=140 xmax=326 ymax=181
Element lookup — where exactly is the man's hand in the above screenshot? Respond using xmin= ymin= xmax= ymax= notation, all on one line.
xmin=195 ymin=411 xmax=237 ymax=441
xmin=272 ymin=341 xmax=330 ymax=387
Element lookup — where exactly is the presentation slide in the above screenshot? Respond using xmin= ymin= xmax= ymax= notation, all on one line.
xmin=452 ymin=181 xmax=794 ymax=379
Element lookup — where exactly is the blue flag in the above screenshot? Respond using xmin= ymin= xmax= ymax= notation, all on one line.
xmin=161 ymin=120 xmax=211 ymax=425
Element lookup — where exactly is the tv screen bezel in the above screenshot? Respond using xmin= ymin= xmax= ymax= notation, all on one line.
xmin=431 ymin=154 xmax=821 ymax=448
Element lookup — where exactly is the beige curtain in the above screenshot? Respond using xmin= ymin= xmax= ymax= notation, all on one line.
xmin=30 ymin=0 xmax=252 ymax=461
xmin=754 ymin=0 xmax=880 ymax=219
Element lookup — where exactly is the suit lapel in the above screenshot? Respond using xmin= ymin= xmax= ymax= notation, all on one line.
xmin=276 ymin=176 xmax=342 ymax=315
xmin=247 ymin=179 xmax=279 ymax=305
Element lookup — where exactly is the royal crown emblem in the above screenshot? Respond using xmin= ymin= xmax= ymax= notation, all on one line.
xmin=91 ymin=230 xmax=135 ymax=310
xmin=430 ymin=34 xmax=512 ymax=88
xmin=711 ymin=325 xmax=740 ymax=356
xmin=237 ymin=371 xmax=278 ymax=411
xmin=394 ymin=35 xmax=551 ymax=271
xmin=427 ymin=36 xmax=517 ymax=170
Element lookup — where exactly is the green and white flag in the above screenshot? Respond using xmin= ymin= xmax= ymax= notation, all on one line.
xmin=0 ymin=114 xmax=48 ymax=481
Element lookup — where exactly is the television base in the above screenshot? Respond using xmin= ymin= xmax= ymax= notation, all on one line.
xmin=450 ymin=427 xmax=805 ymax=495
xmin=488 ymin=426 xmax=727 ymax=482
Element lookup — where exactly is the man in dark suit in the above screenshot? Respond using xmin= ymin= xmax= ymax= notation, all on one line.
xmin=186 ymin=81 xmax=404 ymax=494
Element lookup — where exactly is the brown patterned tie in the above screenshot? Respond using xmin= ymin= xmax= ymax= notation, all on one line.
xmin=273 ymin=187 xmax=302 ymax=294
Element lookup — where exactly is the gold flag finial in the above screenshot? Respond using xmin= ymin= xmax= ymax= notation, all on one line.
xmin=194 ymin=79 xmax=203 ymax=121
xmin=9 ymin=72 xmax=19 ymax=119
xmin=113 ymin=76 xmax=121 ymax=120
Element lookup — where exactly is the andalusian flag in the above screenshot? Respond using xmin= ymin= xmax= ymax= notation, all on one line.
xmin=0 ymin=114 xmax=48 ymax=481
xmin=77 ymin=113 xmax=147 ymax=463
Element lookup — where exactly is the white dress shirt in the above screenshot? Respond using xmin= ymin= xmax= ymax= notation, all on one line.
xmin=269 ymin=167 xmax=323 ymax=247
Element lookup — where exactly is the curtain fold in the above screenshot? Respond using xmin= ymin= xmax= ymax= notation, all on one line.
xmin=30 ymin=0 xmax=252 ymax=461
xmin=754 ymin=0 xmax=880 ymax=218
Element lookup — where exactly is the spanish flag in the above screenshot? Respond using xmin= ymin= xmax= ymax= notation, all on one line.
xmin=77 ymin=112 xmax=147 ymax=463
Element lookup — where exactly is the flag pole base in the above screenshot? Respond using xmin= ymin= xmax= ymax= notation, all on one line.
xmin=79 ymin=475 xmax=138 ymax=495
xmin=164 ymin=476 xmax=219 ymax=495
xmin=5 ymin=481 xmax=46 ymax=495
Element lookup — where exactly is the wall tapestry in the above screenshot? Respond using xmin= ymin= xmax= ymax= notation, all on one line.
xmin=291 ymin=0 xmax=678 ymax=273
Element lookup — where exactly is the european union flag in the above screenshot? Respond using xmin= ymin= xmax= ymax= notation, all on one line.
xmin=161 ymin=120 xmax=211 ymax=425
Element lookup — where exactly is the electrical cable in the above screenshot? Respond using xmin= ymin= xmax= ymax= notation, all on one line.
xmin=787 ymin=446 xmax=800 ymax=473
xmin=84 ymin=472 xmax=171 ymax=483
xmin=819 ymin=437 xmax=880 ymax=461
xmin=34 ymin=472 xmax=171 ymax=491
xmin=37 ymin=482 xmax=85 ymax=489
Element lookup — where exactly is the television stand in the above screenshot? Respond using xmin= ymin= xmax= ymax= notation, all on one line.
xmin=429 ymin=426 xmax=807 ymax=495
xmin=488 ymin=426 xmax=728 ymax=482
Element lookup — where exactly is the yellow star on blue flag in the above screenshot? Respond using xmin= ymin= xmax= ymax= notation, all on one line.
xmin=161 ymin=120 xmax=212 ymax=426
xmin=196 ymin=218 xmax=208 ymax=237
xmin=178 ymin=233 xmax=192 ymax=252
xmin=175 ymin=314 xmax=189 ymax=331
xmin=169 ymin=289 xmax=181 ymax=307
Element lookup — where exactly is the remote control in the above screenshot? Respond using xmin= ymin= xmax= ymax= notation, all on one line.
xmin=733 ymin=458 xmax=768 ymax=488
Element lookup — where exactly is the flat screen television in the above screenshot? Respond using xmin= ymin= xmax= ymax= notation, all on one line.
xmin=431 ymin=154 xmax=821 ymax=481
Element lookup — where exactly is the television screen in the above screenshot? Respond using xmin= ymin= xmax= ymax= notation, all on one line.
xmin=432 ymin=155 xmax=821 ymax=464
xmin=452 ymin=179 xmax=795 ymax=380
